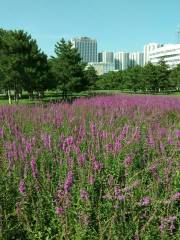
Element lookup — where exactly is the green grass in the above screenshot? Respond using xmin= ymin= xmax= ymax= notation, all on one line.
xmin=0 ymin=90 xmax=179 ymax=105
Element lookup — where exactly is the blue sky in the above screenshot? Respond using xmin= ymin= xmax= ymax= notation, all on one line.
xmin=0 ymin=0 xmax=180 ymax=56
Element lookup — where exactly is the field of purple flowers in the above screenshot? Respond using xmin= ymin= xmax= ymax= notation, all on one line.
xmin=0 ymin=95 xmax=180 ymax=239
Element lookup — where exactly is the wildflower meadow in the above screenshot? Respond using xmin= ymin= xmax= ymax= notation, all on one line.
xmin=0 ymin=95 xmax=180 ymax=239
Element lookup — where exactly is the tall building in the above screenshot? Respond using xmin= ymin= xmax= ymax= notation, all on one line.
xmin=71 ymin=37 xmax=97 ymax=63
xmin=129 ymin=52 xmax=144 ymax=67
xmin=98 ymin=51 xmax=114 ymax=63
xmin=143 ymin=43 xmax=161 ymax=65
xmin=88 ymin=62 xmax=115 ymax=75
xmin=149 ymin=44 xmax=180 ymax=68
xmin=114 ymin=52 xmax=129 ymax=70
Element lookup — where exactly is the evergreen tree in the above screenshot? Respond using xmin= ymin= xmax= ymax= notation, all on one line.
xmin=156 ymin=58 xmax=170 ymax=92
xmin=84 ymin=65 xmax=98 ymax=90
xmin=142 ymin=62 xmax=158 ymax=92
xmin=51 ymin=38 xmax=87 ymax=98
xmin=169 ymin=64 xmax=180 ymax=90
xmin=0 ymin=28 xmax=51 ymax=102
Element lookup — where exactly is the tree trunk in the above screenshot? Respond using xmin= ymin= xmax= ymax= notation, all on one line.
xmin=7 ymin=89 xmax=12 ymax=104
xmin=29 ymin=91 xmax=34 ymax=100
xmin=14 ymin=89 xmax=19 ymax=104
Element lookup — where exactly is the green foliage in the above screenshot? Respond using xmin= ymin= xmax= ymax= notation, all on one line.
xmin=156 ymin=58 xmax=170 ymax=91
xmin=96 ymin=71 xmax=123 ymax=90
xmin=0 ymin=96 xmax=179 ymax=239
xmin=169 ymin=64 xmax=180 ymax=89
xmin=96 ymin=60 xmax=179 ymax=93
xmin=0 ymin=27 xmax=180 ymax=103
xmin=50 ymin=38 xmax=88 ymax=97
xmin=0 ymin=28 xmax=52 ymax=102
xmin=84 ymin=65 xmax=98 ymax=90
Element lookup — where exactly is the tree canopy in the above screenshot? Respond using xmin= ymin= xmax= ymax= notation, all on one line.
xmin=0 ymin=27 xmax=180 ymax=104
xmin=50 ymin=38 xmax=90 ymax=97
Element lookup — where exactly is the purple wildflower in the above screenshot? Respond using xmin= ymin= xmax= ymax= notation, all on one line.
xmin=149 ymin=164 xmax=157 ymax=174
xmin=0 ymin=128 xmax=4 ymax=138
xmin=123 ymin=155 xmax=133 ymax=167
xmin=133 ymin=126 xmax=141 ymax=141
xmin=66 ymin=136 xmax=74 ymax=145
xmin=90 ymin=123 xmax=96 ymax=135
xmin=80 ymin=189 xmax=89 ymax=201
xmin=124 ymin=180 xmax=140 ymax=193
xmin=64 ymin=171 xmax=73 ymax=193
xmin=141 ymin=196 xmax=151 ymax=206
xmin=147 ymin=133 xmax=155 ymax=148
xmin=93 ymin=161 xmax=103 ymax=171
xmin=175 ymin=129 xmax=180 ymax=138
xmin=160 ymin=216 xmax=177 ymax=234
xmin=117 ymin=195 xmax=125 ymax=201
xmin=19 ymin=180 xmax=26 ymax=195
xmin=42 ymin=133 xmax=51 ymax=149
xmin=114 ymin=186 xmax=125 ymax=201
xmin=25 ymin=142 xmax=32 ymax=153
xmin=88 ymin=175 xmax=94 ymax=185
xmin=77 ymin=154 xmax=85 ymax=166
xmin=160 ymin=141 xmax=165 ymax=152
xmin=55 ymin=207 xmax=64 ymax=216
xmin=171 ymin=193 xmax=180 ymax=201
xmin=114 ymin=186 xmax=121 ymax=197
xmin=30 ymin=158 xmax=39 ymax=178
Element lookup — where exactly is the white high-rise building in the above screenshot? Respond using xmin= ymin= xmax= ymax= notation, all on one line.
xmin=129 ymin=52 xmax=144 ymax=67
xmin=71 ymin=37 xmax=97 ymax=63
xmin=114 ymin=52 xmax=129 ymax=70
xmin=98 ymin=51 xmax=114 ymax=63
xmin=149 ymin=44 xmax=180 ymax=68
xmin=143 ymin=43 xmax=161 ymax=65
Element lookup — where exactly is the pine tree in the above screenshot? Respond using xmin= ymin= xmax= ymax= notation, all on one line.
xmin=169 ymin=64 xmax=180 ymax=90
xmin=51 ymin=38 xmax=87 ymax=98
xmin=0 ymin=29 xmax=51 ymax=102
xmin=156 ymin=58 xmax=170 ymax=92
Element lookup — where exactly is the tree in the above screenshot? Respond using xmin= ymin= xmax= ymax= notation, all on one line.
xmin=96 ymin=71 xmax=124 ymax=90
xmin=142 ymin=62 xmax=158 ymax=92
xmin=84 ymin=65 xmax=98 ymax=90
xmin=23 ymin=50 xmax=52 ymax=99
xmin=0 ymin=29 xmax=51 ymax=102
xmin=0 ymin=29 xmax=23 ymax=103
xmin=156 ymin=58 xmax=170 ymax=91
xmin=169 ymin=64 xmax=180 ymax=90
xmin=121 ymin=66 xmax=143 ymax=92
xmin=51 ymin=38 xmax=87 ymax=98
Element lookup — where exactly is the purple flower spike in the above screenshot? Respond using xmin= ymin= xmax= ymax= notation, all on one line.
xmin=171 ymin=193 xmax=180 ymax=201
xmin=80 ymin=189 xmax=89 ymax=201
xmin=55 ymin=207 xmax=64 ymax=216
xmin=93 ymin=161 xmax=103 ymax=171
xmin=123 ymin=155 xmax=133 ymax=167
xmin=64 ymin=171 xmax=73 ymax=193
xmin=88 ymin=175 xmax=94 ymax=185
xmin=141 ymin=196 xmax=151 ymax=206
xmin=19 ymin=180 xmax=26 ymax=195
xmin=30 ymin=158 xmax=39 ymax=178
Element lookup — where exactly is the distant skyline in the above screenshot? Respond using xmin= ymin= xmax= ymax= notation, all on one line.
xmin=0 ymin=0 xmax=180 ymax=56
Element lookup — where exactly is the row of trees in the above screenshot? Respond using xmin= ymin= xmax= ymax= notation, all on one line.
xmin=96 ymin=60 xmax=180 ymax=92
xmin=0 ymin=28 xmax=96 ymax=103
xmin=0 ymin=28 xmax=180 ymax=104
xmin=0 ymin=29 xmax=53 ymax=103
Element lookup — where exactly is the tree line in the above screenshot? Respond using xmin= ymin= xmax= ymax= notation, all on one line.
xmin=96 ymin=60 xmax=180 ymax=93
xmin=0 ymin=28 xmax=96 ymax=103
xmin=0 ymin=28 xmax=180 ymax=104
